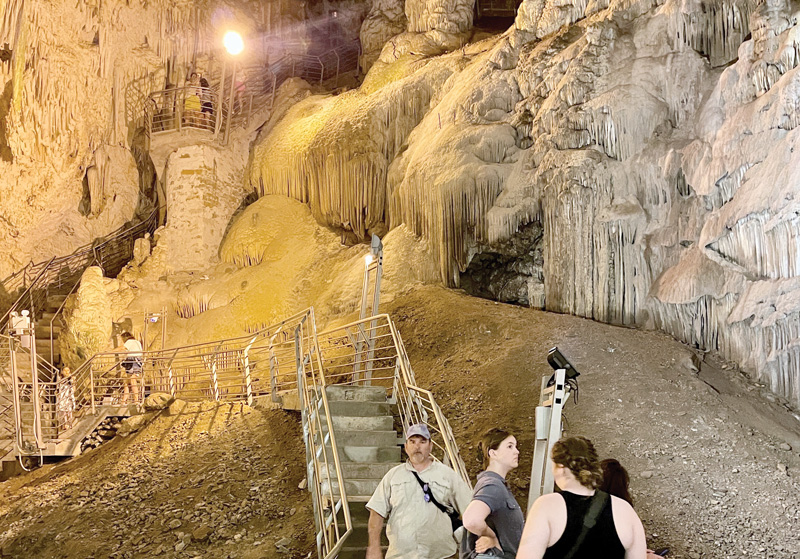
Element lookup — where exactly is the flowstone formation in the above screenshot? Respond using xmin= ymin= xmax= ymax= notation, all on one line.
xmin=63 ymin=194 xmax=439 ymax=351
xmin=250 ymin=0 xmax=800 ymax=408
xmin=60 ymin=266 xmax=114 ymax=367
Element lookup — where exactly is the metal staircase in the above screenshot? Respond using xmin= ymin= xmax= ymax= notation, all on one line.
xmin=324 ymin=385 xmax=396 ymax=558
xmin=0 ymin=210 xmax=158 ymax=475
xmin=0 ymin=282 xmax=467 ymax=559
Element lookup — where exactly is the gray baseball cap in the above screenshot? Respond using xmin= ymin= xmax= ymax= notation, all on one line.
xmin=405 ymin=423 xmax=431 ymax=440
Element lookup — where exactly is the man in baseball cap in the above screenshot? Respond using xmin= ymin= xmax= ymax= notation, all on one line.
xmin=366 ymin=423 xmax=471 ymax=559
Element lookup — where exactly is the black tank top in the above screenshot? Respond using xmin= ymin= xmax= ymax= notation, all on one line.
xmin=542 ymin=491 xmax=625 ymax=559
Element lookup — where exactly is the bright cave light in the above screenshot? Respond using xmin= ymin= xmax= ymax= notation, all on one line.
xmin=223 ymin=31 xmax=244 ymax=55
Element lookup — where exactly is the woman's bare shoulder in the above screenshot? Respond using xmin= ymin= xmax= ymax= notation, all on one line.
xmin=532 ymin=492 xmax=565 ymax=511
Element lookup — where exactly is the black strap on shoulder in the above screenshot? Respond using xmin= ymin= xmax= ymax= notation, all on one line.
xmin=410 ymin=470 xmax=453 ymax=515
xmin=562 ymin=490 xmax=610 ymax=559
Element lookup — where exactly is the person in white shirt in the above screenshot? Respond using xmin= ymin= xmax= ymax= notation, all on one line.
xmin=366 ymin=423 xmax=472 ymax=559
xmin=115 ymin=332 xmax=143 ymax=404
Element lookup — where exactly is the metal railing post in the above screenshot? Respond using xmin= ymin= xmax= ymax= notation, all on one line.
xmin=243 ymin=344 xmax=253 ymax=406
xmin=211 ymin=360 xmax=220 ymax=401
xmin=90 ymin=368 xmax=96 ymax=415
xmin=177 ymin=88 xmax=183 ymax=133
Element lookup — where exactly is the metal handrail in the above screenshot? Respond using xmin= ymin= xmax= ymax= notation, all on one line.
xmin=293 ymin=309 xmax=352 ymax=559
xmin=50 ymin=279 xmax=82 ymax=368
xmin=314 ymin=314 xmax=470 ymax=485
xmin=145 ymin=85 xmax=234 ymax=138
xmin=0 ymin=257 xmax=55 ymax=328
xmin=0 ymin=211 xmax=157 ymax=453
xmin=142 ymin=39 xmax=362 ymax=144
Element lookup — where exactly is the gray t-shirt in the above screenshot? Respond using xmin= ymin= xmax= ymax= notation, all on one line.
xmin=464 ymin=471 xmax=525 ymax=558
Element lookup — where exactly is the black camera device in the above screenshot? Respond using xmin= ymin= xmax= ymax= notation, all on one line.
xmin=546 ymin=347 xmax=580 ymax=386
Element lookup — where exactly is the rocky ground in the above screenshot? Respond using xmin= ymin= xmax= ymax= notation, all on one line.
xmin=0 ymin=402 xmax=314 ymax=559
xmin=1 ymin=285 xmax=799 ymax=558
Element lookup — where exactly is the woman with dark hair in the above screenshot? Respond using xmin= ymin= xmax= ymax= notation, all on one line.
xmin=600 ymin=459 xmax=633 ymax=505
xmin=517 ymin=436 xmax=647 ymax=559
xmin=199 ymin=76 xmax=213 ymax=128
xmin=462 ymin=428 xmax=525 ymax=558
xmin=601 ymin=459 xmax=668 ymax=557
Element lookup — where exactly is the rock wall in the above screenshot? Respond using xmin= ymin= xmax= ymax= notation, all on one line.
xmin=0 ymin=0 xmax=205 ymax=278
xmin=0 ymin=0 xmax=345 ymax=279
xmin=61 ymin=266 xmax=113 ymax=367
xmin=250 ymin=0 xmax=800 ymax=407
xmin=158 ymin=144 xmax=249 ymax=272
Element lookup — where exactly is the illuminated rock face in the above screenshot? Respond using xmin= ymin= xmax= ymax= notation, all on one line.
xmin=158 ymin=145 xmax=249 ymax=273
xmin=360 ymin=0 xmax=408 ymax=71
xmin=0 ymin=0 xmax=201 ymax=278
xmin=61 ymin=266 xmax=113 ymax=368
xmin=251 ymin=0 xmax=800 ymax=406
xmin=406 ymin=0 xmax=475 ymax=33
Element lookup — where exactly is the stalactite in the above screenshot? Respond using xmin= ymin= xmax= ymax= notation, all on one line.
xmin=666 ymin=0 xmax=751 ymax=67
xmin=707 ymin=212 xmax=800 ymax=279
xmin=251 ymin=72 xmax=440 ymax=240
xmin=175 ymin=291 xmax=212 ymax=319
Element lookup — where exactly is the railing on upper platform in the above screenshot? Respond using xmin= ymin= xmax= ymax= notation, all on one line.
xmin=143 ymin=40 xmax=361 ymax=144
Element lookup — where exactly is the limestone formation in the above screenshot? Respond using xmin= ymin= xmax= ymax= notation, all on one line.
xmin=0 ymin=0 xmax=197 ymax=278
xmin=248 ymin=0 xmax=800 ymax=409
xmin=405 ymin=0 xmax=475 ymax=34
xmin=360 ymin=0 xmax=408 ymax=71
xmin=158 ymin=144 xmax=249 ymax=273
xmin=60 ymin=266 xmax=113 ymax=369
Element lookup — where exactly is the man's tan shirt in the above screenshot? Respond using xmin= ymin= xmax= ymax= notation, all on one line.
xmin=366 ymin=460 xmax=472 ymax=559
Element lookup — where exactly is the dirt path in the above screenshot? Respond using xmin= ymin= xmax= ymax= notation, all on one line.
xmin=386 ymin=286 xmax=800 ymax=559
xmin=1 ymin=285 xmax=799 ymax=558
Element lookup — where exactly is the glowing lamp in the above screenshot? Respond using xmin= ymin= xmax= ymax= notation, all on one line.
xmin=365 ymin=254 xmax=373 ymax=265
xmin=223 ymin=31 xmax=244 ymax=55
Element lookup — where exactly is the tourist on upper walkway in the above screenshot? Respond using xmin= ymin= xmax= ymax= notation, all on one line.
xmin=183 ymin=72 xmax=202 ymax=127
xmin=199 ymin=76 xmax=213 ymax=128
xmin=366 ymin=423 xmax=472 ymax=559
xmin=461 ymin=428 xmax=525 ymax=558
xmin=516 ymin=436 xmax=647 ymax=559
